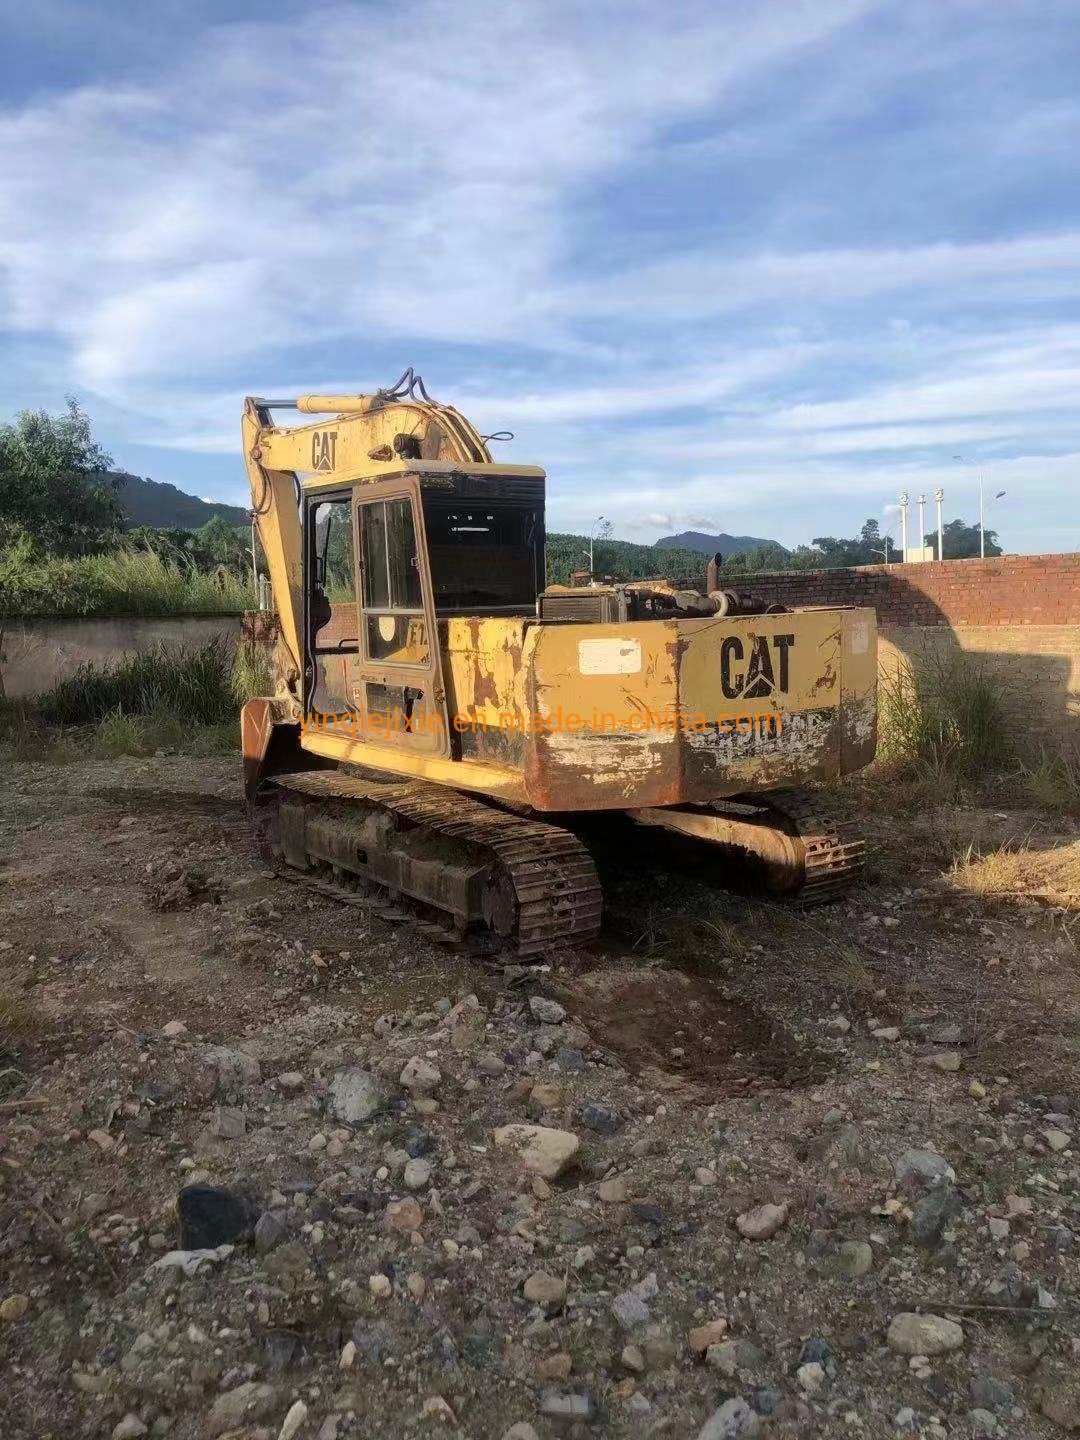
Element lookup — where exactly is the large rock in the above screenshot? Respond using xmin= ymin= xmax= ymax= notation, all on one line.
xmin=199 ymin=1045 xmax=261 ymax=1094
xmin=895 ymin=1148 xmax=955 ymax=1192
xmin=696 ymin=1397 xmax=759 ymax=1439
xmin=328 ymin=1067 xmax=385 ymax=1124
xmin=886 ymin=1312 xmax=964 ymax=1356
xmin=911 ymin=1184 xmax=962 ymax=1247
xmin=177 ymin=1185 xmax=259 ymax=1249
xmin=493 ymin=1124 xmax=580 ymax=1180
xmin=735 ymin=1202 xmax=788 ymax=1240
xmin=206 ymin=1381 xmax=279 ymax=1437
xmin=529 ymin=996 xmax=567 ymax=1025
xmin=399 ymin=1057 xmax=441 ymax=1094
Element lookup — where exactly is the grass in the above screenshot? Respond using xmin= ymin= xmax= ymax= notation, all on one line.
xmin=0 ymin=546 xmax=256 ymax=618
xmin=36 ymin=638 xmax=236 ymax=727
xmin=876 ymin=649 xmax=1014 ymax=798
xmin=947 ymin=838 xmax=1080 ymax=910
xmin=1019 ymin=747 xmax=1080 ymax=814
xmin=231 ymin=637 xmax=276 ymax=704
xmin=0 ymin=639 xmax=246 ymax=761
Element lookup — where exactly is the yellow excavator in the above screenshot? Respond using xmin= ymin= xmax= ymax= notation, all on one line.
xmin=241 ymin=370 xmax=876 ymax=955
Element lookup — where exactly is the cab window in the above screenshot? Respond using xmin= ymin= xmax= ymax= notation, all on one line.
xmin=358 ymin=497 xmax=429 ymax=665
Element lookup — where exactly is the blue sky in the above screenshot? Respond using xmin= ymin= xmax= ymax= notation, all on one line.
xmin=1 ymin=0 xmax=1078 ymax=553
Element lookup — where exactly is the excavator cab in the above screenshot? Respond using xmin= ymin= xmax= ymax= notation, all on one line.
xmin=300 ymin=460 xmax=548 ymax=757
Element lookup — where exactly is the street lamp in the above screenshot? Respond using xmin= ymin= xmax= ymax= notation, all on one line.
xmin=954 ymin=455 xmax=1004 ymax=559
xmin=899 ymin=492 xmax=909 ymax=559
xmin=982 ymin=490 xmax=1006 ymax=559
xmin=587 ymin=515 xmax=609 ymax=578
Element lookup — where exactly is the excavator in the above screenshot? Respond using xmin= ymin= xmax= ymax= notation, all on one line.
xmin=241 ymin=370 xmax=877 ymax=956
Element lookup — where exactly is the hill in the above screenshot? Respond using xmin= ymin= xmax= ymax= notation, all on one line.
xmin=655 ymin=529 xmax=782 ymax=558
xmin=110 ymin=472 xmax=249 ymax=529
xmin=546 ymin=533 xmax=707 ymax=586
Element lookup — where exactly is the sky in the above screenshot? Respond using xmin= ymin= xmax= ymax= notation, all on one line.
xmin=1 ymin=0 xmax=1078 ymax=554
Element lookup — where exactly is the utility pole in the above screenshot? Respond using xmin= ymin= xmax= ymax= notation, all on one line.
xmin=934 ymin=488 xmax=943 ymax=561
xmin=899 ymin=492 xmax=909 ymax=560
xmin=917 ymin=494 xmax=926 ymax=559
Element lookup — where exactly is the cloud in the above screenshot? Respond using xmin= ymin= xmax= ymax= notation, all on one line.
xmin=566 ymin=232 xmax=1080 ymax=323
xmin=0 ymin=0 xmax=874 ymax=396
xmin=2 ymin=0 xmax=1079 ymax=559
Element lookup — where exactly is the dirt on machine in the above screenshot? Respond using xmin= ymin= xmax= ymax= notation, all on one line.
xmin=240 ymin=369 xmax=877 ymax=955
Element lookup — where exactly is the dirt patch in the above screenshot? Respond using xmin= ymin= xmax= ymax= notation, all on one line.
xmin=562 ymin=966 xmax=830 ymax=1097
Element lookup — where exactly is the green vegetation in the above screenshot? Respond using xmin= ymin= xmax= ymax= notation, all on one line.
xmin=1020 ymin=748 xmax=1080 ymax=814
xmin=877 ymin=650 xmax=1014 ymax=791
xmin=0 ymin=399 xmax=119 ymax=556
xmin=925 ymin=518 xmax=1002 ymax=559
xmin=1 ymin=402 xmax=256 ymax=618
xmin=546 ymin=533 xmax=707 ymax=586
xmin=231 ymin=637 xmax=276 ymax=704
xmin=548 ymin=514 xmax=1000 ymax=587
xmin=0 ymin=542 xmax=256 ymax=618
xmin=36 ymin=639 xmax=237 ymax=727
xmin=1 ymin=639 xmax=245 ymax=761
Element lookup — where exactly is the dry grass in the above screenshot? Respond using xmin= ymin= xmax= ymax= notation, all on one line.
xmin=947 ymin=838 xmax=1080 ymax=910
xmin=0 ymin=992 xmax=43 ymax=1035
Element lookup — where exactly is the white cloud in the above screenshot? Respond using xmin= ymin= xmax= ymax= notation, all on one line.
xmin=2 ymin=0 xmax=1079 ymax=559
xmin=567 ymin=232 xmax=1080 ymax=322
xmin=0 ymin=0 xmax=874 ymax=396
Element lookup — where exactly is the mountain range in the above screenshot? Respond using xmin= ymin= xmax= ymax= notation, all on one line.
xmin=109 ymin=475 xmax=784 ymax=561
xmin=112 ymin=472 xmax=249 ymax=529
xmin=654 ymin=529 xmax=781 ymax=557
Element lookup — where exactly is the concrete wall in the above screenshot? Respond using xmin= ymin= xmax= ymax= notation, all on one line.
xmin=0 ymin=616 xmax=242 ymax=698
xmin=740 ymin=554 xmax=1079 ymax=747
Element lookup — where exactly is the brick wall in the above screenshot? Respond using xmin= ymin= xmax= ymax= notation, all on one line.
xmin=741 ymin=552 xmax=1079 ymax=627
xmin=735 ymin=553 xmax=1080 ymax=746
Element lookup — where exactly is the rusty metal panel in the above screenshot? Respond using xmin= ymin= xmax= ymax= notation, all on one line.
xmin=524 ymin=620 xmax=682 ymax=810
xmin=522 ymin=609 xmax=878 ymax=811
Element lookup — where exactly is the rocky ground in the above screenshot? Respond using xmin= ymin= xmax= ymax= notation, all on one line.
xmin=0 ymin=753 xmax=1078 ymax=1440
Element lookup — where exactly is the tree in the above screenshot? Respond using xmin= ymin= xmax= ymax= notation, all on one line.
xmin=193 ymin=515 xmax=249 ymax=569
xmin=925 ymin=518 xmax=1001 ymax=559
xmin=0 ymin=399 xmax=120 ymax=555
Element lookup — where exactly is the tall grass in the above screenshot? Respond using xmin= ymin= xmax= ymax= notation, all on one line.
xmin=0 ymin=547 xmax=256 ymax=618
xmin=231 ymin=637 xmax=276 ymax=703
xmin=878 ymin=650 xmax=1013 ymax=784
xmin=36 ymin=639 xmax=236 ymax=726
xmin=1020 ymin=747 xmax=1080 ymax=814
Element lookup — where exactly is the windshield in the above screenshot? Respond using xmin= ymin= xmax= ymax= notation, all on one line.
xmin=422 ymin=501 xmax=541 ymax=611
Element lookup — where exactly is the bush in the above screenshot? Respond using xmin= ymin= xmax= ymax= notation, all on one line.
xmin=878 ymin=650 xmax=1013 ymax=783
xmin=0 ymin=545 xmax=256 ymax=618
xmin=36 ymin=639 xmax=236 ymax=727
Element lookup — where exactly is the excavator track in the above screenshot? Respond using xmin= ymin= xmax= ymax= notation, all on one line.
xmin=263 ymin=770 xmax=603 ymax=957
xmin=632 ymin=788 xmax=866 ymax=907
xmin=754 ymin=789 xmax=867 ymax=906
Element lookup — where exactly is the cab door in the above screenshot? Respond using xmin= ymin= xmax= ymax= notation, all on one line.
xmin=350 ymin=476 xmax=450 ymax=756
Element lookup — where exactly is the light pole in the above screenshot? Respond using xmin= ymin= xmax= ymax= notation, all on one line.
xmin=588 ymin=515 xmax=608 ymax=578
xmin=934 ymin=488 xmax=943 ymax=561
xmin=899 ymin=492 xmax=909 ymax=560
xmin=917 ymin=494 xmax=926 ymax=559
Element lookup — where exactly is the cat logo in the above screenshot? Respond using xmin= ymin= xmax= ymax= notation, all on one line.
xmin=720 ymin=633 xmax=795 ymax=699
xmin=311 ymin=429 xmax=338 ymax=472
